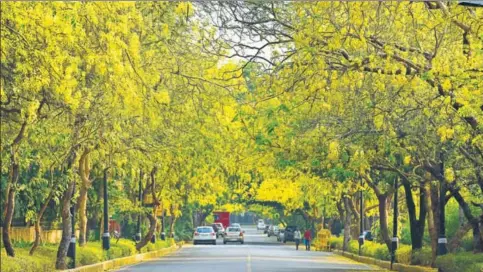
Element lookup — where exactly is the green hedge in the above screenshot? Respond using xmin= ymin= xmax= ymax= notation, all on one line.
xmin=329 ymin=237 xmax=434 ymax=266
xmin=0 ymin=238 xmax=175 ymax=271
xmin=1 ymin=248 xmax=56 ymax=272
xmin=329 ymin=237 xmax=391 ymax=261
xmin=435 ymin=252 xmax=483 ymax=272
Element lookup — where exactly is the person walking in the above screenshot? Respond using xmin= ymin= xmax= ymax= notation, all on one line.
xmin=294 ymin=228 xmax=302 ymax=250
xmin=304 ymin=229 xmax=312 ymax=251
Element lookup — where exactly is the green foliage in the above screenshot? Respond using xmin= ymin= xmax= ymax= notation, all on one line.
xmin=0 ymin=248 xmax=55 ymax=272
xmin=330 ymin=237 xmax=434 ymax=266
xmin=435 ymin=252 xmax=483 ymax=272
xmin=329 ymin=236 xmax=343 ymax=249
xmin=76 ymin=244 xmax=104 ymax=266
xmin=410 ymin=247 xmax=432 ymax=266
xmin=395 ymin=244 xmax=412 ymax=264
xmin=0 ymin=238 xmax=173 ymax=271
xmin=362 ymin=242 xmax=391 ymax=261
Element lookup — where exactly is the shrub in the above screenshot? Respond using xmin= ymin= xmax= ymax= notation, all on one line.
xmin=395 ymin=244 xmax=412 ymax=264
xmin=411 ymin=247 xmax=432 ymax=266
xmin=435 ymin=252 xmax=483 ymax=272
xmin=329 ymin=237 xmax=343 ymax=249
xmin=347 ymin=240 xmax=360 ymax=254
xmin=361 ymin=241 xmax=391 ymax=261
xmin=1 ymin=248 xmax=56 ymax=272
xmin=77 ymin=244 xmax=104 ymax=266
xmin=139 ymin=238 xmax=172 ymax=253
xmin=112 ymin=239 xmax=136 ymax=257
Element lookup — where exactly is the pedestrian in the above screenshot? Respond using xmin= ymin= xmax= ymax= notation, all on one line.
xmin=304 ymin=229 xmax=312 ymax=251
xmin=294 ymin=228 xmax=301 ymax=250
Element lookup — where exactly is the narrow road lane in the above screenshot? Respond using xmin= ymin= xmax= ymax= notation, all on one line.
xmin=116 ymin=226 xmax=380 ymax=272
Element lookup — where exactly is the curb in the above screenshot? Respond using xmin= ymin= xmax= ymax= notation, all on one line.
xmin=65 ymin=242 xmax=183 ymax=272
xmin=332 ymin=249 xmax=437 ymax=272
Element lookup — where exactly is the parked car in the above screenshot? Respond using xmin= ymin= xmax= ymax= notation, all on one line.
xmin=283 ymin=226 xmax=297 ymax=243
xmin=264 ymin=224 xmax=270 ymax=234
xmin=193 ymin=226 xmax=217 ymax=245
xmin=223 ymin=227 xmax=244 ymax=244
xmin=213 ymin=223 xmax=225 ymax=238
xmin=267 ymin=225 xmax=279 ymax=237
xmin=363 ymin=231 xmax=373 ymax=241
xmin=277 ymin=229 xmax=285 ymax=242
xmin=257 ymin=219 xmax=265 ymax=231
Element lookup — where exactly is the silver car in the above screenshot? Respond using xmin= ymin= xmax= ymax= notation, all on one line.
xmin=193 ymin=226 xmax=217 ymax=245
xmin=223 ymin=227 xmax=244 ymax=244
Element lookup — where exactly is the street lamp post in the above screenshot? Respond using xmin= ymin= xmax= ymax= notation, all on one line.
xmin=437 ymin=179 xmax=448 ymax=255
xmin=67 ymin=182 xmax=76 ymax=268
xmin=161 ymin=210 xmax=166 ymax=241
xmin=102 ymin=168 xmax=110 ymax=250
xmin=391 ymin=177 xmax=399 ymax=269
xmin=135 ymin=170 xmax=142 ymax=243
xmin=358 ymin=179 xmax=364 ymax=256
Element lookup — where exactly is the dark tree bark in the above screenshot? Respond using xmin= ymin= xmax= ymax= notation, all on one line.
xmin=135 ymin=209 xmax=157 ymax=251
xmin=2 ymin=121 xmax=27 ymax=257
xmin=403 ymin=181 xmax=427 ymax=251
xmin=136 ymin=167 xmax=161 ymax=251
xmin=448 ymin=187 xmax=483 ymax=253
xmin=77 ymin=149 xmax=91 ymax=246
xmin=30 ymin=186 xmax=55 ymax=255
xmin=378 ymin=194 xmax=391 ymax=251
xmin=55 ymin=180 xmax=75 ymax=270
xmin=448 ymin=223 xmax=472 ymax=252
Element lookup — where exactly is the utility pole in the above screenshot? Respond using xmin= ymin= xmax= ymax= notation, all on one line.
xmin=391 ymin=177 xmax=399 ymax=269
xmin=358 ymin=178 xmax=364 ymax=256
xmin=102 ymin=168 xmax=110 ymax=250
xmin=67 ymin=182 xmax=76 ymax=268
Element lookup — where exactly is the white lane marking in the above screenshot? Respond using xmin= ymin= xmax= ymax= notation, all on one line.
xmin=246 ymin=253 xmax=252 ymax=272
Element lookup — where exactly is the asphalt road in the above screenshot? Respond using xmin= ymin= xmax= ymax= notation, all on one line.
xmin=116 ymin=226 xmax=381 ymax=272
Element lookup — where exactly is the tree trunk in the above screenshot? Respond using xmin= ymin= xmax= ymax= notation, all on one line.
xmin=342 ymin=197 xmax=352 ymax=251
xmin=378 ymin=194 xmax=391 ymax=251
xmin=77 ymin=149 xmax=90 ymax=246
xmin=30 ymin=188 xmax=54 ymax=255
xmin=3 ymin=122 xmax=25 ymax=257
xmin=403 ymin=181 xmax=427 ymax=251
xmin=449 ymin=187 xmax=483 ymax=252
xmin=99 ymin=177 xmax=104 ymax=240
xmin=3 ymin=160 xmax=20 ymax=257
xmin=135 ymin=208 xmax=157 ymax=251
xmin=2 ymin=183 xmax=17 ymax=257
xmin=77 ymin=185 xmax=88 ymax=245
xmin=448 ymin=223 xmax=472 ymax=252
xmin=55 ymin=180 xmax=75 ymax=270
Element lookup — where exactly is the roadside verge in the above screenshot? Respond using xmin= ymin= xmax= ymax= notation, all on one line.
xmin=65 ymin=242 xmax=183 ymax=272
xmin=332 ymin=249 xmax=437 ymax=272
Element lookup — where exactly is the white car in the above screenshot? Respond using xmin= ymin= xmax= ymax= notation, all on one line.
xmin=223 ymin=227 xmax=244 ymax=244
xmin=231 ymin=223 xmax=241 ymax=229
xmin=193 ymin=226 xmax=217 ymax=245
xmin=257 ymin=219 xmax=265 ymax=231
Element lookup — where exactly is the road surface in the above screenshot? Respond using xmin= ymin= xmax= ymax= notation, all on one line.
xmin=116 ymin=226 xmax=380 ymax=272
